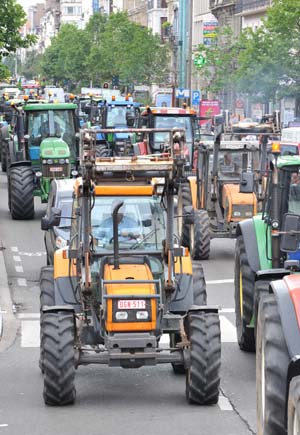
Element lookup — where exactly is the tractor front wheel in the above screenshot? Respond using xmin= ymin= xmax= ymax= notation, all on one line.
xmin=234 ymin=235 xmax=255 ymax=352
xmin=178 ymin=183 xmax=193 ymax=248
xmin=191 ymin=210 xmax=210 ymax=260
xmin=39 ymin=267 xmax=55 ymax=373
xmin=185 ymin=311 xmax=221 ymax=405
xmin=192 ymin=262 xmax=207 ymax=305
xmin=256 ymin=294 xmax=289 ymax=435
xmin=288 ymin=376 xmax=300 ymax=435
xmin=43 ymin=311 xmax=76 ymax=406
xmin=10 ymin=166 xmax=34 ymax=219
xmin=95 ymin=144 xmax=110 ymax=158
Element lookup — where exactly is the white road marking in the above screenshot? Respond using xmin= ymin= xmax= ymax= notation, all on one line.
xmin=15 ymin=265 xmax=24 ymax=273
xmin=0 ymin=424 xmax=8 ymax=427
xmin=18 ymin=252 xmax=46 ymax=257
xmin=220 ymin=308 xmax=235 ymax=314
xmin=220 ymin=316 xmax=237 ymax=343
xmin=13 ymin=256 xmax=21 ymax=262
xmin=218 ymin=395 xmax=234 ymax=411
xmin=206 ymin=279 xmax=234 ymax=285
xmin=17 ymin=278 xmax=27 ymax=287
xmin=11 ymin=247 xmax=18 ymax=252
xmin=21 ymin=320 xmax=40 ymax=347
xmin=17 ymin=313 xmax=40 ymax=319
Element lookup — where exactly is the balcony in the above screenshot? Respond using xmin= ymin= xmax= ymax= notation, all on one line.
xmin=235 ymin=0 xmax=271 ymax=15
xmin=210 ymin=0 xmax=235 ymax=11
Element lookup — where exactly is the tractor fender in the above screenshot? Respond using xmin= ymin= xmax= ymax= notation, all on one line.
xmin=271 ymin=277 xmax=300 ymax=359
xmin=10 ymin=160 xmax=32 ymax=168
xmin=42 ymin=305 xmax=75 ymax=314
xmin=237 ymin=220 xmax=260 ymax=273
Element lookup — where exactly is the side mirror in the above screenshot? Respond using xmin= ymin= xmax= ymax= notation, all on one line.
xmin=142 ymin=217 xmax=152 ymax=227
xmin=240 ymin=171 xmax=254 ymax=193
xmin=280 ymin=213 xmax=300 ymax=252
xmin=183 ymin=206 xmax=194 ymax=225
xmin=126 ymin=113 xmax=135 ymax=127
xmin=41 ymin=207 xmax=62 ymax=231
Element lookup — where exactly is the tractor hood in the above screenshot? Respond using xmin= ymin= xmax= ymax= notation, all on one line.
xmin=40 ymin=137 xmax=70 ymax=159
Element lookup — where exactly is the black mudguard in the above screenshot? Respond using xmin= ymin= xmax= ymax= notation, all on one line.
xmin=237 ymin=220 xmax=260 ymax=273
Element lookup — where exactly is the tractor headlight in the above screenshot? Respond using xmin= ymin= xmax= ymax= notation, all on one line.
xmin=116 ymin=311 xmax=128 ymax=320
xmin=59 ymin=158 xmax=65 ymax=164
xmin=71 ymin=170 xmax=78 ymax=177
xmin=47 ymin=159 xmax=53 ymax=165
xmin=35 ymin=171 xmax=42 ymax=178
xmin=42 ymin=159 xmax=47 ymax=164
xmin=136 ymin=311 xmax=148 ymax=320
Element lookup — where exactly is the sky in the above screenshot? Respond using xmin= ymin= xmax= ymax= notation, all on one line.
xmin=17 ymin=0 xmax=44 ymax=11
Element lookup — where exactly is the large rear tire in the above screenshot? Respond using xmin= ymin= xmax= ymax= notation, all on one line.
xmin=186 ymin=311 xmax=221 ymax=405
xmin=95 ymin=143 xmax=110 ymax=157
xmin=234 ymin=235 xmax=255 ymax=352
xmin=0 ymin=125 xmax=9 ymax=172
xmin=256 ymin=294 xmax=289 ymax=435
xmin=288 ymin=376 xmax=300 ymax=435
xmin=43 ymin=311 xmax=76 ymax=406
xmin=191 ymin=210 xmax=210 ymax=260
xmin=10 ymin=166 xmax=34 ymax=219
xmin=39 ymin=267 xmax=55 ymax=373
xmin=254 ymin=280 xmax=270 ymax=343
xmin=178 ymin=183 xmax=192 ymax=248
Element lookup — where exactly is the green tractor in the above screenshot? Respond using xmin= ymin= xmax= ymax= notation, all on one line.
xmin=5 ymin=101 xmax=79 ymax=219
xmin=235 ymin=146 xmax=300 ymax=352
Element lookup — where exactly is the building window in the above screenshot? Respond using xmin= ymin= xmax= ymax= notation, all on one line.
xmin=63 ymin=6 xmax=81 ymax=15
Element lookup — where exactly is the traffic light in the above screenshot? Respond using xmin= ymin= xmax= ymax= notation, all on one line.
xmin=103 ymin=82 xmax=109 ymax=89
xmin=194 ymin=54 xmax=206 ymax=69
xmin=112 ymin=75 xmax=119 ymax=87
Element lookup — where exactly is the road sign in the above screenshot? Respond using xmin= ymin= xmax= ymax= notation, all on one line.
xmin=176 ymin=88 xmax=190 ymax=99
xmin=192 ymin=90 xmax=201 ymax=105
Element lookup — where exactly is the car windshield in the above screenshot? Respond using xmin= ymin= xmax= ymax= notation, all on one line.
xmin=107 ymin=106 xmax=127 ymax=127
xmin=92 ymin=195 xmax=165 ymax=252
xmin=154 ymin=116 xmax=192 ymax=145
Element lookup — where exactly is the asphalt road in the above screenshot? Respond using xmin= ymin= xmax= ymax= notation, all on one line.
xmin=0 ymin=171 xmax=257 ymax=435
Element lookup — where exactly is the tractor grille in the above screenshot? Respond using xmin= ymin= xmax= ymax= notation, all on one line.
xmin=42 ymin=163 xmax=70 ymax=178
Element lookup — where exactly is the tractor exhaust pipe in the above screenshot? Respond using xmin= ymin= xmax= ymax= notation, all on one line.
xmin=112 ymin=201 xmax=124 ymax=270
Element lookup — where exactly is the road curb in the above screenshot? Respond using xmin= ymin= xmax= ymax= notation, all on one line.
xmin=0 ymin=248 xmax=18 ymax=351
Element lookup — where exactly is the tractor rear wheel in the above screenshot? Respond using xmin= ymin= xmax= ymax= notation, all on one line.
xmin=191 ymin=209 xmax=210 ymax=260
xmin=254 ymin=280 xmax=270 ymax=343
xmin=178 ymin=183 xmax=193 ymax=248
xmin=186 ymin=311 xmax=221 ymax=405
xmin=39 ymin=267 xmax=55 ymax=373
xmin=1 ymin=144 xmax=7 ymax=172
xmin=288 ymin=376 xmax=300 ymax=435
xmin=43 ymin=311 xmax=76 ymax=406
xmin=192 ymin=262 xmax=207 ymax=305
xmin=234 ymin=235 xmax=255 ymax=352
xmin=10 ymin=166 xmax=34 ymax=219
xmin=256 ymin=294 xmax=289 ymax=435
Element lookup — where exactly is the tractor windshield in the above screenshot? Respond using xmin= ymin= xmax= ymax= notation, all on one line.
xmin=288 ymin=171 xmax=300 ymax=214
xmin=92 ymin=195 xmax=166 ymax=252
xmin=107 ymin=106 xmax=128 ymax=127
xmin=216 ymin=150 xmax=260 ymax=181
xmin=154 ymin=116 xmax=192 ymax=148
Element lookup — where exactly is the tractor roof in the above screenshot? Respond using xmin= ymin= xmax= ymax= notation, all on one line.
xmin=24 ymin=103 xmax=77 ymax=111
xmin=277 ymin=155 xmax=300 ymax=169
xmin=141 ymin=107 xmax=197 ymax=116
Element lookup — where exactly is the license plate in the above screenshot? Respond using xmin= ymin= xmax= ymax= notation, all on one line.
xmin=118 ymin=300 xmax=146 ymax=309
xmin=49 ymin=166 xmax=63 ymax=172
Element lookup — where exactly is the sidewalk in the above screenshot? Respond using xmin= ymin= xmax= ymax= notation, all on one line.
xmin=0 ymin=245 xmax=18 ymax=351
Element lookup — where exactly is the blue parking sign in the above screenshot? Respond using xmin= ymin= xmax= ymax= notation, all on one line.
xmin=192 ymin=90 xmax=201 ymax=105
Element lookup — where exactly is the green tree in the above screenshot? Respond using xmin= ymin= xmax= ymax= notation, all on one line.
xmin=41 ymin=23 xmax=90 ymax=88
xmin=194 ymin=27 xmax=241 ymax=96
xmin=20 ymin=50 xmax=43 ymax=79
xmin=0 ymin=0 xmax=37 ymax=79
xmin=235 ymin=0 xmax=300 ymax=103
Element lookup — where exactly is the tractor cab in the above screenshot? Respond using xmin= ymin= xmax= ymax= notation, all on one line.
xmin=139 ymin=106 xmax=199 ymax=164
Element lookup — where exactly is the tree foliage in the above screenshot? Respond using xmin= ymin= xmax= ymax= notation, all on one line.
xmin=40 ymin=12 xmax=170 ymax=89
xmin=0 ymin=0 xmax=37 ymax=79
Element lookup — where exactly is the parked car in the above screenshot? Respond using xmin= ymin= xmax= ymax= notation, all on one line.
xmin=42 ymin=178 xmax=74 ymax=264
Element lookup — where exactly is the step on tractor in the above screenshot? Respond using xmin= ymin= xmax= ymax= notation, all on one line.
xmin=234 ymin=145 xmax=300 ymax=353
xmin=255 ymin=214 xmax=300 ymax=435
xmin=97 ymin=95 xmax=140 ymax=156
xmin=39 ymin=127 xmax=221 ymax=406
xmin=178 ymin=112 xmax=280 ymax=260
xmin=4 ymin=100 xmax=80 ymax=220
